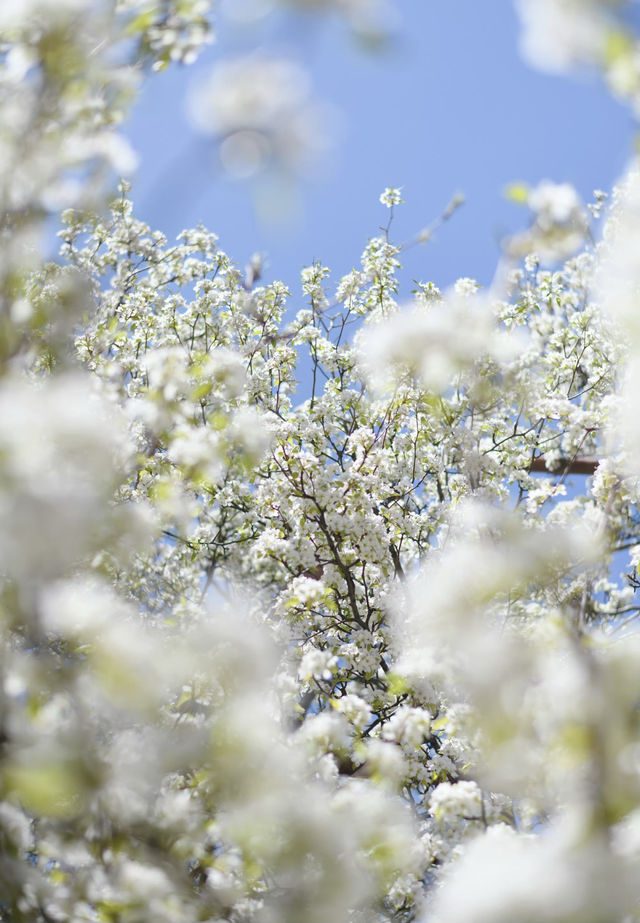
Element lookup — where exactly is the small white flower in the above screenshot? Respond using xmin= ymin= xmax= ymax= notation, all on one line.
xmin=379 ymin=187 xmax=403 ymax=208
xmin=299 ymin=649 xmax=338 ymax=682
xmin=382 ymin=706 xmax=431 ymax=748
xmin=453 ymin=277 xmax=480 ymax=298
xmin=334 ymin=694 xmax=372 ymax=731
xmin=430 ymin=781 xmax=482 ymax=823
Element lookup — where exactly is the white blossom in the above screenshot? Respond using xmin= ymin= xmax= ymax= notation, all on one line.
xmin=380 ymin=187 xmax=403 ymax=208
xmin=429 ymin=781 xmax=482 ymax=823
xmin=2 ymin=4 xmax=640 ymax=921
xmin=188 ymin=55 xmax=335 ymax=176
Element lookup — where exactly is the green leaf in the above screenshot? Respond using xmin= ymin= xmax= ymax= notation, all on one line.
xmin=5 ymin=763 xmax=83 ymax=818
xmin=604 ymin=29 xmax=634 ymax=65
xmin=387 ymin=673 xmax=409 ymax=696
xmin=123 ymin=10 xmax=155 ymax=37
xmin=503 ymin=182 xmax=530 ymax=205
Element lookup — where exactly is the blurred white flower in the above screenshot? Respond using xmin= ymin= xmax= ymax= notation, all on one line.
xmin=0 ymin=802 xmax=33 ymax=852
xmin=0 ymin=374 xmax=134 ymax=582
xmin=39 ymin=578 xmax=127 ymax=637
xmin=361 ymin=738 xmax=405 ymax=787
xmin=0 ymin=0 xmax=86 ymax=27
xmin=118 ymin=859 xmax=174 ymax=901
xmin=168 ymin=424 xmax=224 ymax=482
xmin=299 ymin=711 xmax=351 ymax=754
xmin=382 ymin=706 xmax=431 ymax=749
xmin=299 ymin=649 xmax=338 ymax=682
xmin=509 ymin=180 xmax=589 ymax=262
xmin=431 ymin=823 xmax=638 ymax=923
xmin=595 ymin=166 xmax=640 ymax=476
xmin=358 ymin=290 xmax=518 ymax=392
xmin=227 ymin=406 xmax=272 ymax=463
xmin=529 ymin=181 xmax=584 ymax=228
xmin=596 ymin=166 xmax=640 ymax=341
xmin=334 ymin=694 xmax=372 ymax=731
xmin=430 ymin=781 xmax=482 ymax=824
xmin=515 ymin=0 xmax=612 ymax=73
xmin=188 ymin=55 xmax=336 ymax=177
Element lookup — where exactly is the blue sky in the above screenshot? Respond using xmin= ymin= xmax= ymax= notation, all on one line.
xmin=125 ymin=0 xmax=636 ymax=296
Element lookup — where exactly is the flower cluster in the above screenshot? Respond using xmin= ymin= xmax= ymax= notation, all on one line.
xmin=4 ymin=2 xmax=640 ymax=923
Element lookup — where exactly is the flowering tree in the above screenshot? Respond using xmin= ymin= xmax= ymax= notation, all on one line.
xmin=3 ymin=2 xmax=640 ymax=922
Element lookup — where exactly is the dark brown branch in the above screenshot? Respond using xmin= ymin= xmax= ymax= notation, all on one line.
xmin=529 ymin=456 xmax=599 ymax=476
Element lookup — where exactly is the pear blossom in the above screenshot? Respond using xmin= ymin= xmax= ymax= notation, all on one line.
xmin=3 ymin=2 xmax=640 ymax=922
